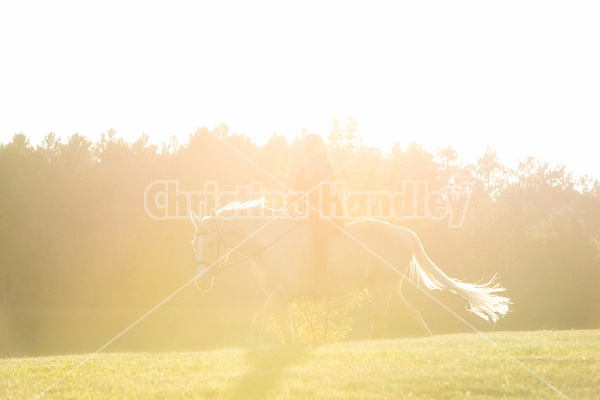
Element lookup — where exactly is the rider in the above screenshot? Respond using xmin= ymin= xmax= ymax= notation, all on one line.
xmin=290 ymin=134 xmax=344 ymax=293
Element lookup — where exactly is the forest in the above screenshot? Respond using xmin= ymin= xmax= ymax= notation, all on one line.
xmin=1 ymin=119 xmax=599 ymax=354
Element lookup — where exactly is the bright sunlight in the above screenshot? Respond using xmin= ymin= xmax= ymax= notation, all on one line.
xmin=1 ymin=2 xmax=599 ymax=400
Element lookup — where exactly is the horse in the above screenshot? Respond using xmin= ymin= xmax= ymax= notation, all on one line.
xmin=190 ymin=199 xmax=510 ymax=345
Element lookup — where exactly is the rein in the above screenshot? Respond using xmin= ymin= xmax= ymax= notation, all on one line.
xmin=215 ymin=220 xmax=300 ymax=271
xmin=196 ymin=217 xmax=300 ymax=272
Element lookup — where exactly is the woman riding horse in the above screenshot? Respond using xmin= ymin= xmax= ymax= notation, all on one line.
xmin=290 ymin=134 xmax=344 ymax=294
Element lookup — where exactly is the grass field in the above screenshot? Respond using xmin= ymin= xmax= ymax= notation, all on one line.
xmin=1 ymin=329 xmax=598 ymax=400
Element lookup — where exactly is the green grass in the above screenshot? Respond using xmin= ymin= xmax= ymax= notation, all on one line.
xmin=2 ymin=330 xmax=598 ymax=399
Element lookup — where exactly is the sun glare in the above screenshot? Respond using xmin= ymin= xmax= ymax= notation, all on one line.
xmin=2 ymin=2 xmax=600 ymax=399
xmin=0 ymin=1 xmax=598 ymax=176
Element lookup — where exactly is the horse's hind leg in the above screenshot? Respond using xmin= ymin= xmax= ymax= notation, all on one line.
xmin=396 ymin=286 xmax=433 ymax=336
xmin=370 ymin=288 xmax=393 ymax=339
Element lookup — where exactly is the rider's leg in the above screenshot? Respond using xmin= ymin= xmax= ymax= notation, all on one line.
xmin=311 ymin=219 xmax=329 ymax=294
xmin=314 ymin=237 xmax=327 ymax=290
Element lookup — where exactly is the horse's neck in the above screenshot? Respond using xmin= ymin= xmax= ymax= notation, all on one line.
xmin=219 ymin=218 xmax=273 ymax=256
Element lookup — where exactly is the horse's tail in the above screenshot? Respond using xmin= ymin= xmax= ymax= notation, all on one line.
xmin=399 ymin=227 xmax=511 ymax=322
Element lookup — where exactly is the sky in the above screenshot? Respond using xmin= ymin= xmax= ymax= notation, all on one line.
xmin=1 ymin=1 xmax=599 ymax=178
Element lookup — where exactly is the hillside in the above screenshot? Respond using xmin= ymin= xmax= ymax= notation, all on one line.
xmin=2 ymin=329 xmax=598 ymax=399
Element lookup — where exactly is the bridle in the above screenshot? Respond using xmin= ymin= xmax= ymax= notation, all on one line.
xmin=194 ymin=217 xmax=228 ymax=269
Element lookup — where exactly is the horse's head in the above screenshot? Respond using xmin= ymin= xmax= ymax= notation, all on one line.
xmin=190 ymin=209 xmax=226 ymax=290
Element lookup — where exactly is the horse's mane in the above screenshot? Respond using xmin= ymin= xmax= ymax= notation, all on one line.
xmin=215 ymin=198 xmax=284 ymax=218
xmin=217 ymin=198 xmax=267 ymax=213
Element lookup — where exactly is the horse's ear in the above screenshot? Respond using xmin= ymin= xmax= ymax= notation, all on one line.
xmin=210 ymin=208 xmax=216 ymax=217
xmin=190 ymin=210 xmax=199 ymax=228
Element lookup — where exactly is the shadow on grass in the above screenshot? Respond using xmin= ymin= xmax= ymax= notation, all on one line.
xmin=224 ymin=344 xmax=312 ymax=400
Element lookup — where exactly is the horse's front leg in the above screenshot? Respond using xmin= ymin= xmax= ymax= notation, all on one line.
xmin=251 ymin=284 xmax=289 ymax=347
xmin=277 ymin=301 xmax=294 ymax=344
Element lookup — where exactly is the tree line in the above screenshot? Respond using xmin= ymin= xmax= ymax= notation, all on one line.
xmin=1 ymin=119 xmax=599 ymax=352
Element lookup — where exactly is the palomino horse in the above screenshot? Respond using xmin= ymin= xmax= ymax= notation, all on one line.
xmin=190 ymin=199 xmax=510 ymax=345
